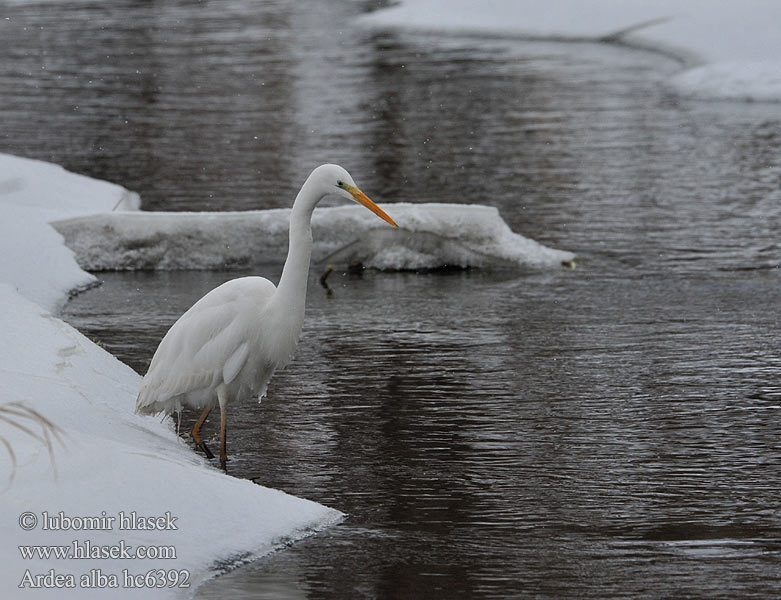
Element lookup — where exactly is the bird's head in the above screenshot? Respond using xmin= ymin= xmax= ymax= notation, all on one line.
xmin=310 ymin=164 xmax=398 ymax=228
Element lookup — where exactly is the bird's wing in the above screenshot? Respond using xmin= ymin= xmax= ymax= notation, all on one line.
xmin=222 ymin=341 xmax=250 ymax=385
xmin=136 ymin=277 xmax=276 ymax=413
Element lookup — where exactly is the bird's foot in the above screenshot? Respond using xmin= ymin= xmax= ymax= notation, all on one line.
xmin=197 ymin=440 xmax=215 ymax=460
xmin=319 ymin=264 xmax=334 ymax=296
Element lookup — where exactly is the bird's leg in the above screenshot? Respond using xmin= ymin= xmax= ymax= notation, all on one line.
xmin=192 ymin=406 xmax=215 ymax=459
xmin=218 ymin=389 xmax=228 ymax=472
xmin=319 ymin=264 xmax=334 ymax=296
xmin=219 ymin=403 xmax=228 ymax=472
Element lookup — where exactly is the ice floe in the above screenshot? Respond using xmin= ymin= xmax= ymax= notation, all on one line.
xmin=359 ymin=0 xmax=781 ymax=103
xmin=54 ymin=204 xmax=574 ymax=272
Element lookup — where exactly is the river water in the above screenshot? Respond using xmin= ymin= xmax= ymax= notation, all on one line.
xmin=4 ymin=1 xmax=781 ymax=598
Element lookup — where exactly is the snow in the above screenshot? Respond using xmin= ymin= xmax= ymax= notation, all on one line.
xmin=669 ymin=61 xmax=781 ymax=103
xmin=0 ymin=154 xmax=139 ymax=312
xmin=0 ymin=153 xmax=342 ymax=599
xmin=53 ymin=204 xmax=574 ymax=272
xmin=358 ymin=0 xmax=781 ymax=103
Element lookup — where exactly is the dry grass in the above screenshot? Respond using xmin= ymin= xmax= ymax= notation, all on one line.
xmin=0 ymin=401 xmax=66 ymax=485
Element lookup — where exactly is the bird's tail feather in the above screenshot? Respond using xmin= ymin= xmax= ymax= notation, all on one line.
xmin=135 ymin=386 xmax=176 ymax=416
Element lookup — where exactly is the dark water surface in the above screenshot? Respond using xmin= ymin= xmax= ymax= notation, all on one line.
xmin=4 ymin=0 xmax=781 ymax=598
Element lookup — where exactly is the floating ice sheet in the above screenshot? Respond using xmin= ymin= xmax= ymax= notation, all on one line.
xmin=53 ymin=203 xmax=575 ymax=272
xmin=360 ymin=0 xmax=781 ymax=103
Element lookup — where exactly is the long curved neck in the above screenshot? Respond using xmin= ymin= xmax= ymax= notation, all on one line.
xmin=274 ymin=182 xmax=320 ymax=315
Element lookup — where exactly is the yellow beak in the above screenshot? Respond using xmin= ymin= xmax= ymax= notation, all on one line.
xmin=346 ymin=185 xmax=398 ymax=228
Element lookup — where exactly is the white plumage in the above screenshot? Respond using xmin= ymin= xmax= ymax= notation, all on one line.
xmin=136 ymin=277 xmax=280 ymax=414
xmin=135 ymin=165 xmax=398 ymax=469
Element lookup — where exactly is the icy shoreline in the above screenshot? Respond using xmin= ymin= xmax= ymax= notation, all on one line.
xmin=358 ymin=0 xmax=781 ymax=103
xmin=0 ymin=153 xmax=343 ymax=598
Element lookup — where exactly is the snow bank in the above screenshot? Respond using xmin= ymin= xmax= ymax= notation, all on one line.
xmin=358 ymin=0 xmax=781 ymax=103
xmin=0 ymin=154 xmax=139 ymax=312
xmin=0 ymin=154 xmax=342 ymax=599
xmin=0 ymin=285 xmax=342 ymax=598
xmin=669 ymin=61 xmax=781 ymax=103
xmin=53 ymin=204 xmax=574 ymax=272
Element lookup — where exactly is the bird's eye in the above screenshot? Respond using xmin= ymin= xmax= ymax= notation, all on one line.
xmin=337 ymin=180 xmax=344 ymax=187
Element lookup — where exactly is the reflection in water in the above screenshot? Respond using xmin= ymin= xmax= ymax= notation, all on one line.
xmin=4 ymin=0 xmax=781 ymax=598
xmin=1 ymin=0 xmax=302 ymax=209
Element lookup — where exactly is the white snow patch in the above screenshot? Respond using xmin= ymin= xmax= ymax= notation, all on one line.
xmin=0 ymin=154 xmax=342 ymax=599
xmin=669 ymin=61 xmax=781 ymax=103
xmin=53 ymin=204 xmax=574 ymax=272
xmin=358 ymin=0 xmax=781 ymax=103
xmin=0 ymin=154 xmax=139 ymax=312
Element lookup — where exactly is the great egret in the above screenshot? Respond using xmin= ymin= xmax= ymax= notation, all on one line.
xmin=135 ymin=164 xmax=397 ymax=470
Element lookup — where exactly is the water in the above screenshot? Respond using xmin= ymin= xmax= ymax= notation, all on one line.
xmin=64 ymin=269 xmax=781 ymax=598
xmin=4 ymin=0 xmax=781 ymax=598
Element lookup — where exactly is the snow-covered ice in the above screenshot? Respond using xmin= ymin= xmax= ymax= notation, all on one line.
xmin=0 ymin=154 xmax=139 ymax=312
xmin=53 ymin=204 xmax=574 ymax=272
xmin=0 ymin=154 xmax=342 ymax=598
xmin=359 ymin=0 xmax=781 ymax=103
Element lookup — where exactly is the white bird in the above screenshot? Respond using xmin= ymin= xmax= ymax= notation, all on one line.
xmin=135 ymin=164 xmax=397 ymax=470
